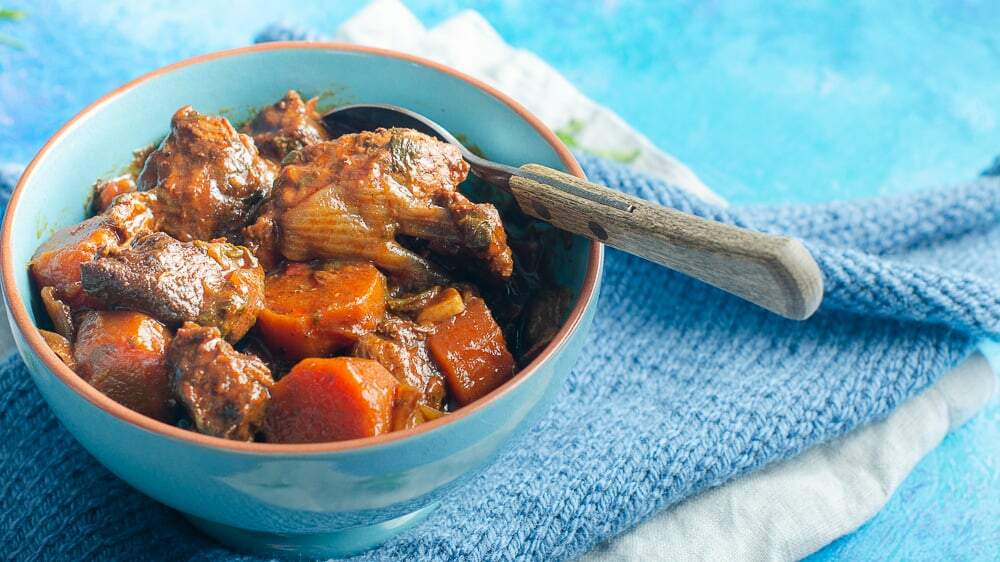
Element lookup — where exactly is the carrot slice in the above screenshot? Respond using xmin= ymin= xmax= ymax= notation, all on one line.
xmin=72 ymin=310 xmax=175 ymax=422
xmin=427 ymin=297 xmax=514 ymax=406
xmin=264 ymin=357 xmax=399 ymax=443
xmin=257 ymin=262 xmax=386 ymax=360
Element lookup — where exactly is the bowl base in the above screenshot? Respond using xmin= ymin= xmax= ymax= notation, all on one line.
xmin=186 ymin=502 xmax=438 ymax=558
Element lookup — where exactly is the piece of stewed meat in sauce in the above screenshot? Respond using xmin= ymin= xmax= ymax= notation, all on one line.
xmin=354 ymin=316 xmax=446 ymax=409
xmin=242 ymin=90 xmax=330 ymax=162
xmin=168 ymin=323 xmax=273 ymax=441
xmin=272 ymin=128 xmax=513 ymax=288
xmin=138 ymin=106 xmax=276 ymax=242
xmin=80 ymin=232 xmax=264 ymax=342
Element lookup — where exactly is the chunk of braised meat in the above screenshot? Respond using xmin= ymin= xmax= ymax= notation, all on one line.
xmin=138 ymin=106 xmax=277 ymax=242
xmin=240 ymin=205 xmax=280 ymax=272
xmin=73 ymin=310 xmax=176 ymax=422
xmin=91 ymin=175 xmax=137 ymax=214
xmin=80 ymin=232 xmax=264 ymax=342
xmin=420 ymin=190 xmax=514 ymax=282
xmin=30 ymin=192 xmax=157 ymax=308
xmin=191 ymin=239 xmax=266 ymax=340
xmin=168 ymin=323 xmax=274 ymax=441
xmin=354 ymin=315 xmax=446 ymax=409
xmin=242 ymin=90 xmax=330 ymax=162
xmin=273 ymin=128 xmax=513 ymax=288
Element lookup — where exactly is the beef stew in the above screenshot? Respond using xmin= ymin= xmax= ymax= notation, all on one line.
xmin=29 ymin=90 xmax=568 ymax=444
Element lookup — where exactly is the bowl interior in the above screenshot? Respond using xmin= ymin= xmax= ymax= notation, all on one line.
xmin=3 ymin=44 xmax=596 ymax=445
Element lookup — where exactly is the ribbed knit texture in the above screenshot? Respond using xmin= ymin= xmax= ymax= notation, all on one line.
xmin=1 ymin=155 xmax=999 ymax=561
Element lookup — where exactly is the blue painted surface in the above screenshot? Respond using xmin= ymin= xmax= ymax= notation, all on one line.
xmin=0 ymin=1 xmax=997 ymax=559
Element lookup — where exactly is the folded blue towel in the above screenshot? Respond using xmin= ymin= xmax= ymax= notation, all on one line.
xmin=1 ymin=151 xmax=999 ymax=560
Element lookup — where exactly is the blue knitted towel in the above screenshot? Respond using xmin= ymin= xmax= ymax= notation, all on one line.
xmin=1 ymin=153 xmax=999 ymax=560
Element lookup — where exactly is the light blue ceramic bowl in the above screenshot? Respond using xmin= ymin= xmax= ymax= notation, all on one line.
xmin=0 ymin=43 xmax=602 ymax=558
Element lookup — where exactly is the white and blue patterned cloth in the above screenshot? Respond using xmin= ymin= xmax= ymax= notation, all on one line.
xmin=1 ymin=151 xmax=998 ymax=560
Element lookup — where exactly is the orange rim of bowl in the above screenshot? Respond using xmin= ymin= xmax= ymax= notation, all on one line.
xmin=0 ymin=42 xmax=603 ymax=454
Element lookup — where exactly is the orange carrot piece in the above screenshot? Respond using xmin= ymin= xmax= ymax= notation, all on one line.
xmin=92 ymin=175 xmax=137 ymax=213
xmin=30 ymin=216 xmax=122 ymax=308
xmin=31 ymin=193 xmax=155 ymax=309
xmin=264 ymin=357 xmax=399 ymax=443
xmin=72 ymin=310 xmax=175 ymax=422
xmin=257 ymin=262 xmax=386 ymax=360
xmin=427 ymin=297 xmax=514 ymax=406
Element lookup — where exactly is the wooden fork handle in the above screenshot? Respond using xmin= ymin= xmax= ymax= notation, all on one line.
xmin=507 ymin=164 xmax=824 ymax=320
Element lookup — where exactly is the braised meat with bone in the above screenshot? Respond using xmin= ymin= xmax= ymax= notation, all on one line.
xmin=272 ymin=128 xmax=514 ymax=287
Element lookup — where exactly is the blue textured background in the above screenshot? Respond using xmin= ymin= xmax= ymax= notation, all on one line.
xmin=0 ymin=1 xmax=997 ymax=559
